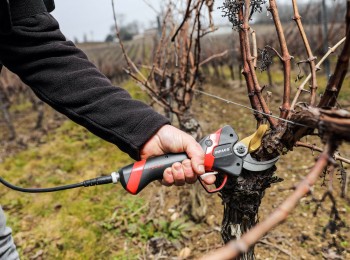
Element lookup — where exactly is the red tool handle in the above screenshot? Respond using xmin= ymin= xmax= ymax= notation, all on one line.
xmin=118 ymin=125 xmax=242 ymax=195
xmin=118 ymin=153 xmax=189 ymax=194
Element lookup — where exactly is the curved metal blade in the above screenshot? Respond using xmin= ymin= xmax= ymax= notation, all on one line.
xmin=243 ymin=154 xmax=279 ymax=172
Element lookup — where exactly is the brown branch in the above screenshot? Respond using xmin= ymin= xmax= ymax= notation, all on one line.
xmin=242 ymin=1 xmax=276 ymax=127
xmin=111 ymin=0 xmax=131 ymax=72
xmin=118 ymin=41 xmax=163 ymax=100
xmin=318 ymin=2 xmax=350 ymax=108
xmin=176 ymin=16 xmax=189 ymax=93
xmin=287 ymin=106 xmax=350 ymax=144
xmin=238 ymin=8 xmax=263 ymax=125
xmin=200 ymin=26 xmax=219 ymax=38
xmin=112 ymin=2 xmax=173 ymax=112
xmin=295 ymin=141 xmax=350 ymax=164
xmin=171 ymin=0 xmax=193 ymax=42
xmin=237 ymin=7 xmax=264 ymax=125
xmin=205 ymin=0 xmax=214 ymax=29
xmin=112 ymin=0 xmax=181 ymax=115
xmin=154 ymin=8 xmax=172 ymax=68
xmin=178 ymin=19 xmax=191 ymax=106
xmin=191 ymin=0 xmax=204 ymax=90
xmin=268 ymin=0 xmax=292 ymax=119
xmin=124 ymin=69 xmax=177 ymax=112
xmin=112 ymin=0 xmax=175 ymax=112
xmin=199 ymin=50 xmax=228 ymax=66
xmin=290 ymin=37 xmax=346 ymax=113
xmin=186 ymin=0 xmax=204 ymax=92
xmin=292 ymin=0 xmax=318 ymax=106
xmin=200 ymin=141 xmax=336 ymax=260
xmin=265 ymin=45 xmax=283 ymax=62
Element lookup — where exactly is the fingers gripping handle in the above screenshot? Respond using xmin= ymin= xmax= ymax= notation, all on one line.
xmin=118 ymin=125 xmax=240 ymax=195
xmin=118 ymin=153 xmax=189 ymax=194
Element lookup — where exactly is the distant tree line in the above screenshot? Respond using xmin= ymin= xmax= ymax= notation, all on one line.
xmin=105 ymin=21 xmax=140 ymax=42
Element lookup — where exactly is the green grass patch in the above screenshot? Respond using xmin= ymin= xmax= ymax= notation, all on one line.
xmin=0 ymin=111 xmax=196 ymax=259
xmin=121 ymin=73 xmax=151 ymax=103
xmin=9 ymin=100 xmax=32 ymax=113
xmin=0 ymin=120 xmax=145 ymax=259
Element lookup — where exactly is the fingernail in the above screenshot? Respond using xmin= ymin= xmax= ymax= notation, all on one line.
xmin=198 ymin=165 xmax=205 ymax=174
xmin=174 ymin=163 xmax=181 ymax=170
xmin=165 ymin=168 xmax=172 ymax=176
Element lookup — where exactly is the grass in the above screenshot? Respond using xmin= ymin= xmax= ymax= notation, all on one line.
xmin=1 ymin=119 xmax=137 ymax=259
xmin=5 ymin=131 xmax=164 ymax=259
xmin=1 ymin=120 xmax=196 ymax=258
xmin=9 ymin=101 xmax=32 ymax=113
xmin=121 ymin=76 xmax=150 ymax=103
xmin=0 ymin=78 xmax=196 ymax=259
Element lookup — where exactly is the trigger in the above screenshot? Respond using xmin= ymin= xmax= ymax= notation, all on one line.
xmin=198 ymin=174 xmax=227 ymax=193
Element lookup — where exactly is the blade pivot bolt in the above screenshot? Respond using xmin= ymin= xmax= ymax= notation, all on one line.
xmin=233 ymin=143 xmax=248 ymax=157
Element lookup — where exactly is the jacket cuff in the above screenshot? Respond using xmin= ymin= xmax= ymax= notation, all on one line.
xmin=127 ymin=112 xmax=170 ymax=160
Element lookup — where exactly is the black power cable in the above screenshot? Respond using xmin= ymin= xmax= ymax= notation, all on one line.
xmin=0 ymin=176 xmax=113 ymax=193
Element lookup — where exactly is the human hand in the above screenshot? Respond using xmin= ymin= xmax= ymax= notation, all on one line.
xmin=140 ymin=125 xmax=216 ymax=186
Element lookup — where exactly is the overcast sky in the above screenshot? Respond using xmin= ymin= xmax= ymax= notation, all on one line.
xmin=52 ymin=0 xmax=229 ymax=42
xmin=52 ymin=0 xmax=156 ymax=42
xmin=51 ymin=0 xmax=325 ymax=42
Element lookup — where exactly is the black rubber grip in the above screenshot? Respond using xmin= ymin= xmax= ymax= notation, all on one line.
xmin=118 ymin=153 xmax=189 ymax=194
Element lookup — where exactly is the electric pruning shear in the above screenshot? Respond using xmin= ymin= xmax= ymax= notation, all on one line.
xmin=0 ymin=125 xmax=279 ymax=195
xmin=111 ymin=125 xmax=279 ymax=194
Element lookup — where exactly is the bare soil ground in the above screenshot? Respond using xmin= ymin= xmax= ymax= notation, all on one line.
xmin=1 ymin=77 xmax=349 ymax=259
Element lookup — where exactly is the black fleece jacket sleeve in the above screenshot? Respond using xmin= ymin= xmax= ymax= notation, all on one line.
xmin=0 ymin=12 xmax=169 ymax=160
